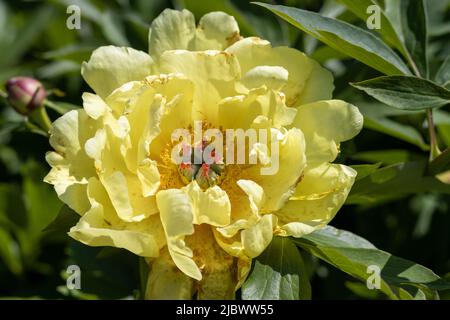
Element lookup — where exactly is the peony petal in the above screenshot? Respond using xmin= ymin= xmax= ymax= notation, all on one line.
xmin=137 ymin=158 xmax=161 ymax=197
xmin=183 ymin=182 xmax=231 ymax=227
xmin=44 ymin=109 xmax=98 ymax=214
xmin=240 ymin=66 xmax=288 ymax=91
xmin=291 ymin=99 xmax=363 ymax=164
xmin=82 ymin=92 xmax=110 ymax=120
xmin=156 ymin=188 xmax=202 ymax=280
xmin=81 ymin=46 xmax=153 ymax=98
xmin=241 ymin=214 xmax=276 ymax=258
xmin=69 ymin=204 xmax=163 ymax=257
xmin=148 ymin=9 xmax=241 ymax=60
xmin=276 ymin=163 xmax=357 ymax=237
xmin=218 ymin=87 xmax=296 ymax=130
xmin=148 ymin=9 xmax=196 ymax=59
xmin=145 ymin=248 xmax=195 ymax=299
xmin=158 ymin=50 xmax=240 ymax=123
xmin=242 ymin=127 xmax=306 ymax=212
xmin=69 ymin=178 xmax=165 ymax=256
xmin=193 ymin=12 xmax=241 ymax=51
xmin=296 ymin=58 xmax=334 ymax=105
xmin=227 ymin=37 xmax=313 ymax=107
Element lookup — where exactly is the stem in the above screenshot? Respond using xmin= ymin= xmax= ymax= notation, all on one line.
xmin=426 ymin=108 xmax=440 ymax=160
xmin=139 ymin=257 xmax=149 ymax=300
xmin=43 ymin=99 xmax=61 ymax=110
xmin=405 ymin=53 xmax=440 ymax=160
xmin=29 ymin=105 xmax=52 ymax=133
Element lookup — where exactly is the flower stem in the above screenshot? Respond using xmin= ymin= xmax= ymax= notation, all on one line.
xmin=405 ymin=54 xmax=440 ymax=161
xmin=426 ymin=108 xmax=441 ymax=160
xmin=29 ymin=105 xmax=52 ymax=133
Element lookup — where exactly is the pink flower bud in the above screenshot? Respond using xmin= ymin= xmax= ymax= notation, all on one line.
xmin=6 ymin=77 xmax=46 ymax=115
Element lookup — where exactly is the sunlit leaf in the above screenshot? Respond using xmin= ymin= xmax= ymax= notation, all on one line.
xmin=351 ymin=76 xmax=450 ymax=110
xmin=253 ymin=2 xmax=411 ymax=75
xmin=294 ymin=226 xmax=450 ymax=299
xmin=336 ymin=0 xmax=406 ymax=56
xmin=242 ymin=237 xmax=311 ymax=300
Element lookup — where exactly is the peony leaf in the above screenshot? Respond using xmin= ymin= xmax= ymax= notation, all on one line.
xmin=242 ymin=237 xmax=311 ymax=300
xmin=43 ymin=205 xmax=79 ymax=233
xmin=399 ymin=0 xmax=428 ymax=77
xmin=293 ymin=226 xmax=450 ymax=300
xmin=351 ymin=76 xmax=450 ymax=110
xmin=336 ymin=0 xmax=406 ymax=56
xmin=253 ymin=2 xmax=411 ymax=75
xmin=356 ymin=102 xmax=429 ymax=150
xmin=347 ymin=160 xmax=450 ymax=204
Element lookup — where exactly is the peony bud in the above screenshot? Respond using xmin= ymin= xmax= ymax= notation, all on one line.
xmin=6 ymin=77 xmax=46 ymax=115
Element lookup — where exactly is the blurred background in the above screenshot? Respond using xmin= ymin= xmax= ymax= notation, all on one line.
xmin=0 ymin=0 xmax=449 ymax=299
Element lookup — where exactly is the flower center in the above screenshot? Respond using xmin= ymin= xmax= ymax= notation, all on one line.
xmin=178 ymin=139 xmax=226 ymax=190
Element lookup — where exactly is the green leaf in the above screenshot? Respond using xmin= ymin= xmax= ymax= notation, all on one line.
xmin=351 ymin=163 xmax=382 ymax=180
xmin=242 ymin=237 xmax=311 ymax=300
xmin=44 ymin=100 xmax=80 ymax=115
xmin=58 ymin=0 xmax=102 ymax=22
xmin=43 ymin=205 xmax=79 ymax=233
xmin=351 ymin=149 xmax=414 ymax=165
xmin=345 ymin=281 xmax=383 ymax=299
xmin=383 ymin=0 xmax=403 ymax=42
xmin=101 ymin=10 xmax=130 ymax=47
xmin=0 ymin=229 xmax=22 ymax=275
xmin=400 ymin=0 xmax=428 ymax=77
xmin=21 ymin=160 xmax=62 ymax=240
xmin=1 ymin=5 xmax=54 ymax=67
xmin=310 ymin=45 xmax=348 ymax=63
xmin=356 ymin=102 xmax=429 ymax=150
xmin=347 ymin=160 xmax=450 ymax=204
xmin=351 ymin=76 xmax=450 ymax=110
xmin=336 ymin=0 xmax=406 ymax=56
xmin=63 ymin=241 xmax=140 ymax=299
xmin=428 ymin=147 xmax=450 ymax=175
xmin=253 ymin=2 xmax=411 ymax=75
xmin=293 ymin=226 xmax=450 ymax=299
xmin=41 ymin=44 xmax=96 ymax=62
xmin=435 ymin=56 xmax=450 ymax=85
xmin=37 ymin=60 xmax=80 ymax=79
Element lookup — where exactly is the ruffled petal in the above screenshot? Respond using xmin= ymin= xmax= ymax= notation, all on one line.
xmin=193 ymin=12 xmax=241 ymax=51
xmin=275 ymin=163 xmax=357 ymax=237
xmin=148 ymin=9 xmax=196 ymax=59
xmin=291 ymin=99 xmax=363 ymax=164
xmin=44 ymin=109 xmax=98 ymax=214
xmin=148 ymin=9 xmax=241 ymax=60
xmin=242 ymin=127 xmax=306 ymax=212
xmin=241 ymin=214 xmax=276 ymax=258
xmin=158 ymin=50 xmax=240 ymax=123
xmin=227 ymin=37 xmax=314 ymax=107
xmin=81 ymin=46 xmax=153 ymax=98
xmin=69 ymin=178 xmax=165 ymax=256
xmin=156 ymin=188 xmax=202 ymax=280
xmin=183 ymin=182 xmax=231 ymax=227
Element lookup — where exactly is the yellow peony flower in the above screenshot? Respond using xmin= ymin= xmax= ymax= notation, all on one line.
xmin=44 ymin=9 xmax=363 ymax=299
